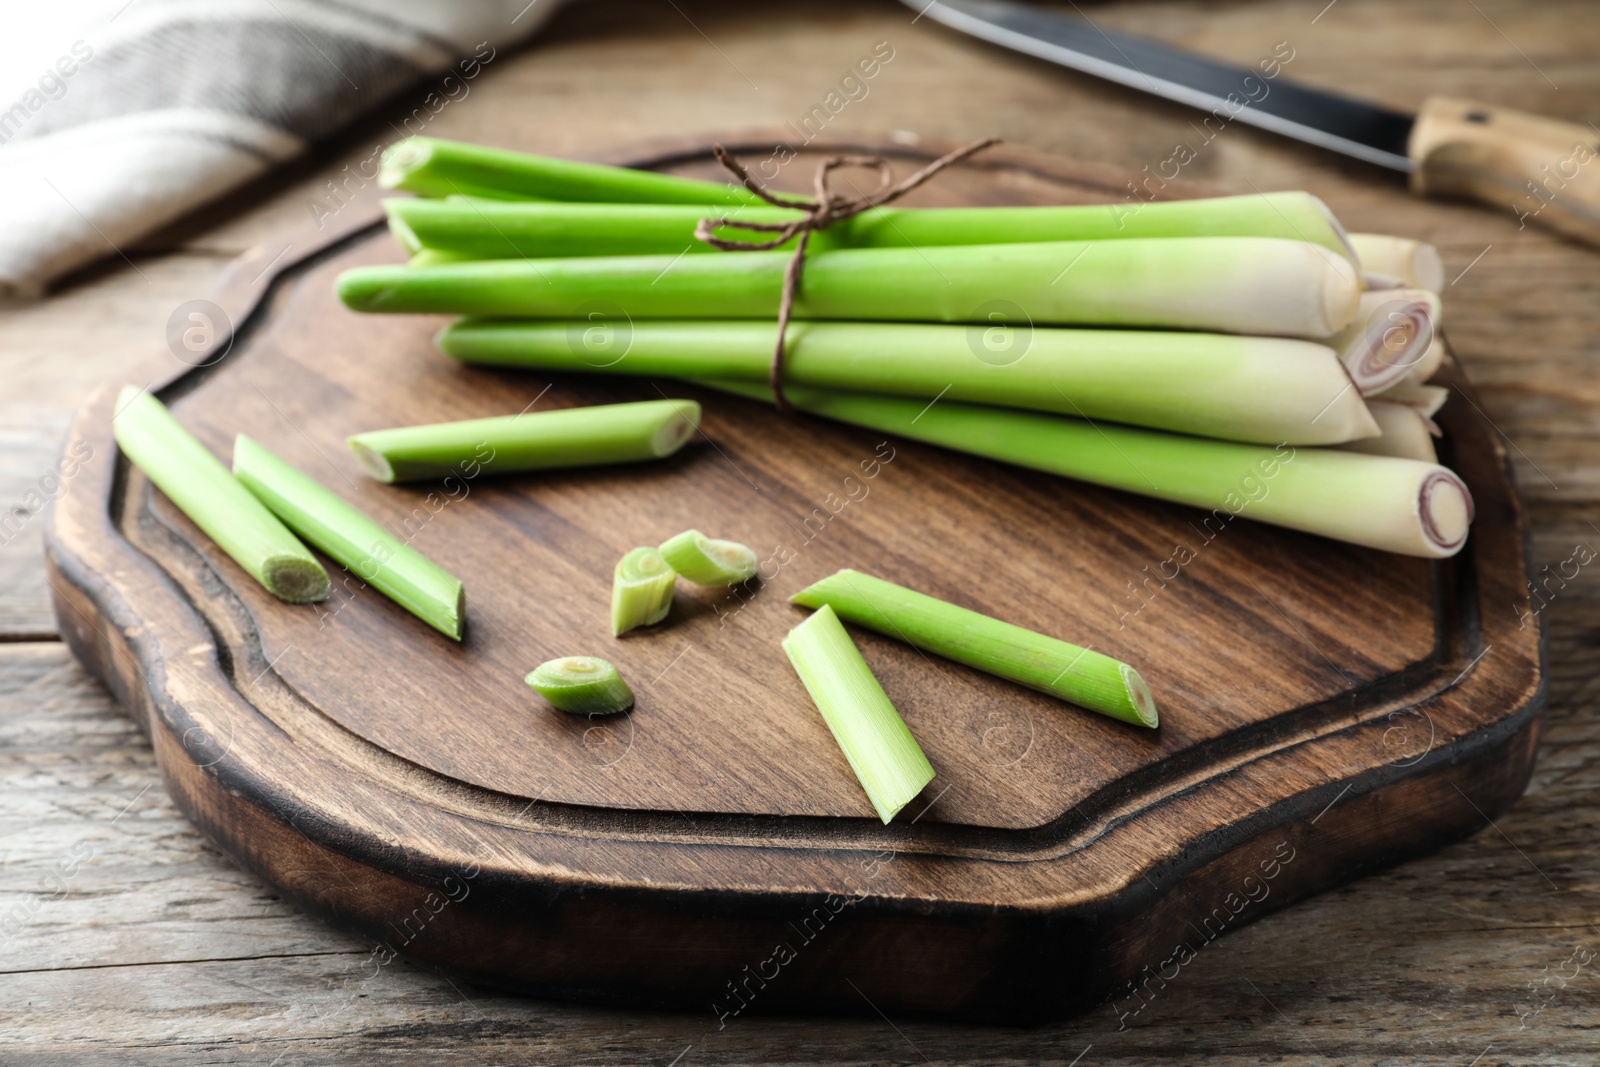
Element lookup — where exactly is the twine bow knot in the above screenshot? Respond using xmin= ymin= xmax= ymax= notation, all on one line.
xmin=694 ymin=137 xmax=1000 ymax=410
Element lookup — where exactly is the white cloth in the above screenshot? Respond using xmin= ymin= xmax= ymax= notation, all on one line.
xmin=0 ymin=0 xmax=562 ymax=298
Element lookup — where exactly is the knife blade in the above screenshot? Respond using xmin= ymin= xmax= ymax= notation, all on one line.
xmin=907 ymin=0 xmax=1600 ymax=247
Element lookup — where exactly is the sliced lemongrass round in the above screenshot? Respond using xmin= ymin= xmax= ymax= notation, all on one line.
xmin=658 ymin=529 xmax=758 ymax=586
xmin=792 ymin=569 xmax=1157 ymax=728
xmin=1338 ymin=401 xmax=1440 ymax=463
xmin=525 ymin=657 xmax=635 ymax=715
xmin=782 ymin=604 xmax=935 ymax=824
xmin=347 ymin=400 xmax=700 ymax=483
xmin=612 ymin=547 xmax=677 ymax=635
xmin=1329 ymin=288 xmax=1441 ymax=395
xmin=1349 ymin=233 xmax=1444 ymax=292
xmin=112 ymin=388 xmax=329 ymax=603
xmin=232 ymin=435 xmax=466 ymax=639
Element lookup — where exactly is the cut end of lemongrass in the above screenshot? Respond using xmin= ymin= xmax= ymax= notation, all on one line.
xmin=783 ymin=604 xmax=934 ymax=824
xmin=658 ymin=529 xmax=758 ymax=586
xmin=1120 ymin=665 xmax=1159 ymax=728
xmin=1421 ymin=470 xmax=1474 ymax=557
xmin=444 ymin=585 xmax=466 ymax=642
xmin=263 ymin=554 xmax=332 ymax=604
xmin=1349 ymin=233 xmax=1445 ymax=292
xmin=612 ymin=546 xmax=677 ymax=635
xmin=347 ymin=438 xmax=395 ymax=482
xmin=1334 ymin=289 xmax=1440 ymax=395
xmin=378 ymin=138 xmax=431 ymax=190
xmin=525 ymin=656 xmax=635 ymax=715
xmin=650 ymin=401 xmax=701 ymax=456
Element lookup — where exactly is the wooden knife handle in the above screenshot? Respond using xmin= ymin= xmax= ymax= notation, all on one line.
xmin=1408 ymin=96 xmax=1600 ymax=246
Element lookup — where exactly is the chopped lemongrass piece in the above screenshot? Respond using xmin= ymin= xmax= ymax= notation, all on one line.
xmin=347 ymin=399 xmax=700 ymax=483
xmin=525 ymin=657 xmax=635 ymax=715
xmin=1348 ymin=233 xmax=1445 ymax=292
xmin=701 ymin=380 xmax=1475 ymax=559
xmin=231 ymin=435 xmax=466 ymax=639
xmin=1406 ymin=337 xmax=1446 ymax=383
xmin=440 ymin=320 xmax=1378 ymax=446
xmin=378 ymin=137 xmax=760 ymax=206
xmin=612 ymin=547 xmax=677 ymax=635
xmin=1373 ymin=380 xmax=1449 ymax=417
xmin=782 ymin=605 xmax=934 ymax=824
xmin=658 ymin=529 xmax=759 ymax=585
xmin=112 ymin=388 xmax=328 ymax=603
xmin=792 ymin=570 xmax=1157 ymax=728
xmin=385 ymin=190 xmax=1356 ymax=261
xmin=1329 ymin=288 xmax=1441 ymax=395
xmin=1338 ymin=401 xmax=1440 ymax=464
xmin=337 ymin=236 xmax=1361 ymax=339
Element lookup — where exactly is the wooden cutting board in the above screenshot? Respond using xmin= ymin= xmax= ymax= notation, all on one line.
xmin=45 ymin=138 xmax=1543 ymax=1024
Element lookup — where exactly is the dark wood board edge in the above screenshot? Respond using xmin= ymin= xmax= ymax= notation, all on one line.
xmin=41 ymin=134 xmax=1546 ymax=1022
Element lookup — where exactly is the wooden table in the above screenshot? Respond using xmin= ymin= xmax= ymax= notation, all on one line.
xmin=4 ymin=1 xmax=1597 ymax=1062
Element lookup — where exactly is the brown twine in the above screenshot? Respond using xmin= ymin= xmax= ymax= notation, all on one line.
xmin=694 ymin=137 xmax=1000 ymax=410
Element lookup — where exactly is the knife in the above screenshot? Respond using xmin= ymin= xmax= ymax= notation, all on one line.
xmin=907 ymin=0 xmax=1600 ymax=247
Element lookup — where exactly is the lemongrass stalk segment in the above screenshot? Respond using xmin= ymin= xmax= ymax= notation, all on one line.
xmin=1373 ymin=381 xmax=1449 ymax=417
xmin=1329 ymin=288 xmax=1441 ymax=395
xmin=112 ymin=388 xmax=329 ymax=603
xmin=440 ymin=319 xmax=1377 ymax=446
xmin=701 ymin=380 xmax=1474 ymax=559
xmin=232 ymin=436 xmax=465 ymax=638
xmin=1349 ymin=233 xmax=1445 ymax=292
xmin=612 ymin=547 xmax=677 ymax=635
xmin=658 ymin=529 xmax=758 ymax=585
xmin=378 ymin=137 xmax=760 ymax=206
xmin=1338 ymin=402 xmax=1440 ymax=463
xmin=782 ymin=604 xmax=934 ymax=824
xmin=384 ymin=191 xmax=1357 ymax=261
xmin=347 ymin=400 xmax=700 ymax=483
xmin=1406 ymin=337 xmax=1446 ymax=383
xmin=525 ymin=657 xmax=635 ymax=715
xmin=337 ymin=236 xmax=1361 ymax=338
xmin=793 ymin=569 xmax=1157 ymax=727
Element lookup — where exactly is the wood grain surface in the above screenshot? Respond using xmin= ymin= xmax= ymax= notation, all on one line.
xmin=5 ymin=0 xmax=1599 ymax=1061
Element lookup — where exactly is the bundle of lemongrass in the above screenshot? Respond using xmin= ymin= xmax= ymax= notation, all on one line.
xmin=336 ymin=136 xmax=1469 ymax=559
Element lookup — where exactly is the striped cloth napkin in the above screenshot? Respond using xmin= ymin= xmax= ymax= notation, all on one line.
xmin=0 ymin=0 xmax=562 ymax=298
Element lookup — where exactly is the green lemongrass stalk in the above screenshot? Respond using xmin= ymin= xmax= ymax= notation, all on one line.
xmin=1329 ymin=288 xmax=1442 ymax=395
xmin=793 ymin=569 xmax=1156 ymax=727
xmin=613 ymin=547 xmax=677 ymax=634
xmin=338 ymin=236 xmax=1360 ymax=338
xmin=440 ymin=319 xmax=1378 ymax=446
xmin=112 ymin=388 xmax=328 ymax=603
xmin=658 ymin=529 xmax=759 ymax=585
xmin=383 ymin=191 xmax=1356 ymax=261
xmin=782 ymin=604 xmax=934 ymax=824
xmin=525 ymin=657 xmax=635 ymax=715
xmin=1337 ymin=401 xmax=1439 ymax=463
xmin=347 ymin=399 xmax=700 ymax=483
xmin=1349 ymin=233 xmax=1444 ymax=292
xmin=701 ymin=380 xmax=1475 ymax=559
xmin=1373 ymin=380 xmax=1449 ymax=417
xmin=379 ymin=137 xmax=760 ymax=206
xmin=407 ymin=248 xmax=476 ymax=268
xmin=232 ymin=435 xmax=465 ymax=639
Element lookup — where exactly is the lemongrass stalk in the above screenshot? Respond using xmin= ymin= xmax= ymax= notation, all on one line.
xmin=379 ymin=137 xmax=760 ymax=206
xmin=111 ymin=388 xmax=328 ymax=602
xmin=525 ymin=657 xmax=635 ymax=715
xmin=701 ymin=380 xmax=1474 ymax=559
xmin=1338 ymin=401 xmax=1440 ymax=463
xmin=658 ymin=529 xmax=758 ymax=585
xmin=338 ymin=236 xmax=1360 ymax=338
xmin=613 ymin=547 xmax=677 ymax=634
xmin=407 ymin=248 xmax=476 ymax=268
xmin=782 ymin=604 xmax=934 ymax=823
xmin=793 ymin=569 xmax=1156 ymax=727
xmin=231 ymin=435 xmax=465 ymax=639
xmin=1349 ymin=233 xmax=1444 ymax=292
xmin=1406 ymin=337 xmax=1446 ymax=383
xmin=440 ymin=319 xmax=1377 ymax=446
xmin=384 ymin=191 xmax=1356 ymax=261
xmin=1373 ymin=380 xmax=1449 ymax=417
xmin=1328 ymin=288 xmax=1441 ymax=395
xmin=347 ymin=400 xmax=700 ymax=483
